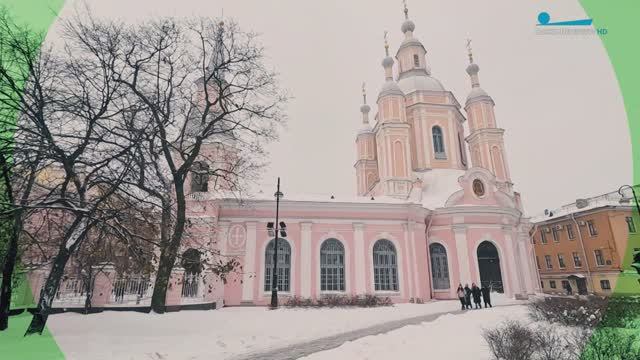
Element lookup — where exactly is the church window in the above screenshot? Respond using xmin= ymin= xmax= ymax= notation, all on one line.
xmin=373 ymin=239 xmax=399 ymax=291
xmin=190 ymin=161 xmax=209 ymax=192
xmin=413 ymin=54 xmax=420 ymax=67
xmin=264 ymin=238 xmax=291 ymax=292
xmin=432 ymin=126 xmax=446 ymax=159
xmin=429 ymin=243 xmax=450 ymax=289
xmin=320 ymin=239 xmax=345 ymax=291
xmin=458 ymin=132 xmax=467 ymax=166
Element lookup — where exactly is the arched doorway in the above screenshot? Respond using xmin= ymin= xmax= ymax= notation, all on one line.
xmin=477 ymin=241 xmax=503 ymax=293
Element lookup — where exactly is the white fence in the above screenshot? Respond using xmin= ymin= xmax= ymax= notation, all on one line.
xmin=111 ymin=276 xmax=153 ymax=305
xmin=181 ymin=272 xmax=203 ymax=302
xmin=51 ymin=278 xmax=89 ymax=306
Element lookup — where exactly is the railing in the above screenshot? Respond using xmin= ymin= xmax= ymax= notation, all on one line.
xmin=111 ymin=276 xmax=153 ymax=305
xmin=52 ymin=277 xmax=88 ymax=306
xmin=181 ymin=272 xmax=202 ymax=301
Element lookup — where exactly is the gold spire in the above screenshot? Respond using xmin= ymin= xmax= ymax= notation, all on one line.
xmin=384 ymin=30 xmax=389 ymax=56
xmin=466 ymin=38 xmax=473 ymax=64
xmin=362 ymin=82 xmax=367 ymax=104
xmin=403 ymin=0 xmax=409 ymax=20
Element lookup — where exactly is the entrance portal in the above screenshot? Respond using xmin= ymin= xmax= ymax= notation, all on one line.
xmin=477 ymin=241 xmax=503 ymax=293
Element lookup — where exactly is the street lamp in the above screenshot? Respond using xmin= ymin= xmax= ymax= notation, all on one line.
xmin=618 ymin=185 xmax=640 ymax=277
xmin=270 ymin=178 xmax=285 ymax=308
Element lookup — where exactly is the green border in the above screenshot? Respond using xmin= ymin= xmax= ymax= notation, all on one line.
xmin=0 ymin=1 xmax=65 ymax=359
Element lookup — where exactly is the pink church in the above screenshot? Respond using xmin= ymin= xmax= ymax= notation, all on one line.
xmin=194 ymin=10 xmax=540 ymax=307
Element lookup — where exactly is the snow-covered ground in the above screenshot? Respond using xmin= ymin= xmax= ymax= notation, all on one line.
xmin=301 ymin=305 xmax=530 ymax=360
xmin=48 ymin=294 xmax=524 ymax=359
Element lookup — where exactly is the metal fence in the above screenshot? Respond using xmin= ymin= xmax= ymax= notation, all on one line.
xmin=181 ymin=272 xmax=200 ymax=299
xmin=52 ymin=277 xmax=89 ymax=305
xmin=111 ymin=276 xmax=153 ymax=305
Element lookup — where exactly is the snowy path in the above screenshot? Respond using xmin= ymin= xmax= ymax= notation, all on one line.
xmin=231 ymin=303 xmax=523 ymax=360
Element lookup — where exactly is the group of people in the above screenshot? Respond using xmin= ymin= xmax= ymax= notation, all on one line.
xmin=456 ymin=283 xmax=492 ymax=310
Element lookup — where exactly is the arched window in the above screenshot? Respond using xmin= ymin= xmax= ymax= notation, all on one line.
xmin=181 ymin=248 xmax=202 ymax=298
xmin=429 ymin=243 xmax=450 ymax=290
xmin=373 ymin=239 xmax=399 ymax=291
xmin=264 ymin=238 xmax=291 ymax=292
xmin=320 ymin=239 xmax=345 ymax=291
xmin=190 ymin=161 xmax=209 ymax=192
xmin=432 ymin=126 xmax=446 ymax=159
xmin=413 ymin=54 xmax=420 ymax=67
xmin=458 ymin=132 xmax=467 ymax=166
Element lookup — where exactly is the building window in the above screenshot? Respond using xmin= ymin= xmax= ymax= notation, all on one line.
xmin=320 ymin=239 xmax=345 ymax=291
xmin=458 ymin=132 xmax=467 ymax=166
xmin=432 ymin=126 xmax=446 ymax=159
xmin=535 ymin=256 xmax=541 ymax=269
xmin=264 ymin=238 xmax=291 ymax=292
xmin=572 ymin=252 xmax=582 ymax=268
xmin=600 ymin=279 xmax=611 ymax=290
xmin=550 ymin=280 xmax=556 ymax=289
xmin=587 ymin=220 xmax=598 ymax=237
xmin=429 ymin=243 xmax=450 ymax=290
xmin=561 ymin=280 xmax=569 ymax=290
xmin=557 ymin=254 xmax=566 ymax=269
xmin=594 ymin=249 xmax=605 ymax=266
xmin=190 ymin=161 xmax=209 ymax=192
xmin=413 ymin=54 xmax=420 ymax=67
xmin=545 ymin=255 xmax=553 ymax=269
xmin=627 ymin=217 xmax=637 ymax=233
xmin=541 ymin=281 xmax=544 ymax=288
xmin=541 ymin=231 xmax=548 ymax=244
xmin=552 ymin=227 xmax=560 ymax=243
xmin=566 ymin=224 xmax=575 ymax=240
xmin=373 ymin=239 xmax=399 ymax=291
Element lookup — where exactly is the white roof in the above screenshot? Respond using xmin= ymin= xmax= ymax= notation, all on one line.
xmin=417 ymin=168 xmax=465 ymax=209
xmin=397 ymin=74 xmax=445 ymax=93
xmin=531 ymin=190 xmax=634 ymax=223
xmin=239 ymin=190 xmax=410 ymax=205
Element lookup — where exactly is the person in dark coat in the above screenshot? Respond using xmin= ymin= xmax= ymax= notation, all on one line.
xmin=456 ymin=284 xmax=466 ymax=310
xmin=463 ymin=284 xmax=472 ymax=309
xmin=565 ymin=282 xmax=573 ymax=295
xmin=471 ymin=283 xmax=482 ymax=309
xmin=481 ymin=284 xmax=492 ymax=308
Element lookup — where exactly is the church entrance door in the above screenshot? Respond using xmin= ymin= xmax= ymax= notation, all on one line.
xmin=477 ymin=241 xmax=503 ymax=293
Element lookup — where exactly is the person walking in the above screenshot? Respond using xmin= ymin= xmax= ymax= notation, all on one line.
xmin=463 ymin=284 xmax=472 ymax=309
xmin=471 ymin=283 xmax=482 ymax=309
xmin=481 ymin=284 xmax=492 ymax=308
xmin=565 ymin=282 xmax=573 ymax=295
xmin=456 ymin=284 xmax=466 ymax=310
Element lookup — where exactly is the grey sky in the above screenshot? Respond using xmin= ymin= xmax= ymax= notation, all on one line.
xmin=53 ymin=0 xmax=632 ymax=216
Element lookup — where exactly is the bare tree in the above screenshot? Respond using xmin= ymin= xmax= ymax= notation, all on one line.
xmin=65 ymin=13 xmax=286 ymax=312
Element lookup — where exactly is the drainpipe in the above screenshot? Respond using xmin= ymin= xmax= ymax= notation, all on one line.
xmin=570 ymin=213 xmax=593 ymax=294
xmin=425 ymin=214 xmax=434 ymax=300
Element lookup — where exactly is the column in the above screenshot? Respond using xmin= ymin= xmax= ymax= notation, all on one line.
xmin=409 ymin=220 xmax=420 ymax=299
xmin=242 ymin=222 xmax=257 ymax=302
xmin=403 ymin=223 xmax=414 ymax=299
xmin=353 ymin=223 xmax=366 ymax=294
xmin=300 ymin=222 xmax=312 ymax=297
xmin=91 ymin=263 xmax=115 ymax=307
xmin=502 ymin=226 xmax=519 ymax=297
xmin=454 ymin=225 xmax=472 ymax=283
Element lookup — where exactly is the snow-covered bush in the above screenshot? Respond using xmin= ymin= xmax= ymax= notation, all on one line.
xmin=527 ymin=296 xmax=606 ymax=328
xmin=283 ymin=294 xmax=392 ymax=308
xmin=482 ymin=320 xmax=537 ymax=360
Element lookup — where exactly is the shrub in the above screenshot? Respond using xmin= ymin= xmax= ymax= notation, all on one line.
xmin=527 ymin=296 xmax=607 ymax=328
xmin=482 ymin=321 xmax=537 ymax=360
xmin=282 ymin=294 xmax=393 ymax=308
xmin=580 ymin=328 xmax=640 ymax=360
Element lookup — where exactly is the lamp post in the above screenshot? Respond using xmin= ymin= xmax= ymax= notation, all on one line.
xmin=270 ymin=178 xmax=284 ymax=308
xmin=619 ymin=185 xmax=640 ymax=216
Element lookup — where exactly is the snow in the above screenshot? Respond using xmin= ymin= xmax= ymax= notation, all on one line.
xmin=530 ymin=189 xmax=631 ymax=222
xmin=300 ymin=305 xmax=530 ymax=360
xmin=417 ymin=168 xmax=465 ymax=209
xmin=48 ymin=295 xmax=524 ymax=360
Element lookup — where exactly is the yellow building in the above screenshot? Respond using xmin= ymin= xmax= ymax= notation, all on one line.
xmin=531 ymin=187 xmax=640 ymax=296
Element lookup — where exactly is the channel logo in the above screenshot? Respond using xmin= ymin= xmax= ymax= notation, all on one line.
xmin=535 ymin=11 xmax=607 ymax=36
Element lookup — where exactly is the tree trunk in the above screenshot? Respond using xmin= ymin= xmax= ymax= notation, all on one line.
xmin=0 ymin=212 xmax=21 ymax=331
xmin=83 ymin=271 xmax=93 ymax=314
xmin=24 ymin=245 xmax=72 ymax=335
xmin=150 ymin=183 xmax=187 ymax=313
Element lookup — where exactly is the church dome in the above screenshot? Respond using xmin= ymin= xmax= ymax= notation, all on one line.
xmin=378 ymin=80 xmax=404 ymax=98
xmin=360 ymin=104 xmax=371 ymax=113
xmin=401 ymin=19 xmax=415 ymax=34
xmin=465 ymin=86 xmax=491 ymax=104
xmin=397 ymin=73 xmax=445 ymax=94
xmin=381 ymin=56 xmax=394 ymax=68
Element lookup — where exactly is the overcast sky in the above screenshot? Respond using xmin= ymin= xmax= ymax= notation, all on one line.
xmin=52 ymin=0 xmax=632 ymax=216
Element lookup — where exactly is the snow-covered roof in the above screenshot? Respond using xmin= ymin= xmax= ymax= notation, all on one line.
xmin=417 ymin=168 xmax=465 ymax=209
xmin=531 ymin=189 xmax=636 ymax=223
xmin=224 ymin=190 xmax=411 ymax=205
